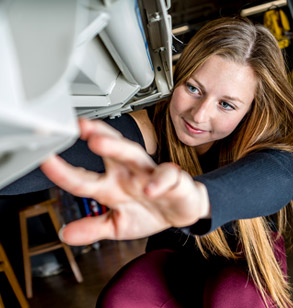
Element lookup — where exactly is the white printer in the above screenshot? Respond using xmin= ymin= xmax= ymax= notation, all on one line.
xmin=0 ymin=0 xmax=173 ymax=189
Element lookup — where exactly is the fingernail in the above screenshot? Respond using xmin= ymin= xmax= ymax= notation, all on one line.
xmin=58 ymin=224 xmax=66 ymax=242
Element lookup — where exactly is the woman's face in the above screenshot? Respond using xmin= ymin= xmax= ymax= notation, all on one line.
xmin=170 ymin=55 xmax=257 ymax=155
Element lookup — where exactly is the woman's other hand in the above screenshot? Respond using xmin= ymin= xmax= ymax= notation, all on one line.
xmin=40 ymin=118 xmax=210 ymax=245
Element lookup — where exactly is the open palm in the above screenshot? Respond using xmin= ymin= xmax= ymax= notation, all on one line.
xmin=41 ymin=119 xmax=209 ymax=245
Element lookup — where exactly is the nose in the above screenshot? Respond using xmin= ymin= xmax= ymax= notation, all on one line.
xmin=191 ymin=97 xmax=214 ymax=124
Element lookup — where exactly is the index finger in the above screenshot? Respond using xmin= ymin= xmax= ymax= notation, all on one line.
xmin=40 ymin=155 xmax=103 ymax=198
xmin=79 ymin=118 xmax=122 ymax=140
xmin=79 ymin=118 xmax=156 ymax=172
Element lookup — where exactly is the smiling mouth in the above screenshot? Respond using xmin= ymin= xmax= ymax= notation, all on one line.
xmin=183 ymin=119 xmax=209 ymax=134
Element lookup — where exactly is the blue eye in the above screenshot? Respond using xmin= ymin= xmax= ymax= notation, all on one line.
xmin=186 ymin=83 xmax=200 ymax=94
xmin=220 ymin=101 xmax=235 ymax=110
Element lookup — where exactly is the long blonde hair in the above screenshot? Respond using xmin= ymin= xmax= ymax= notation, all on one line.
xmin=153 ymin=17 xmax=293 ymax=307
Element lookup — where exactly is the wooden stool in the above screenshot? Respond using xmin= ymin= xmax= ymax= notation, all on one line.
xmin=0 ymin=242 xmax=29 ymax=308
xmin=19 ymin=199 xmax=83 ymax=299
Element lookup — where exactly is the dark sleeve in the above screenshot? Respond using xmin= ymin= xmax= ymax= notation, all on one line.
xmin=183 ymin=150 xmax=293 ymax=236
xmin=0 ymin=114 xmax=145 ymax=195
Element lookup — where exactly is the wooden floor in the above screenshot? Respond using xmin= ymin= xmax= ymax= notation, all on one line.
xmin=1 ymin=238 xmax=293 ymax=308
xmin=1 ymin=239 xmax=147 ymax=308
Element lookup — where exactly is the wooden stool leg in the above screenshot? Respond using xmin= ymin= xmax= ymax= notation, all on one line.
xmin=47 ymin=204 xmax=83 ymax=283
xmin=19 ymin=212 xmax=33 ymax=299
xmin=61 ymin=244 xmax=83 ymax=283
xmin=0 ymin=244 xmax=29 ymax=308
xmin=0 ymin=294 xmax=5 ymax=308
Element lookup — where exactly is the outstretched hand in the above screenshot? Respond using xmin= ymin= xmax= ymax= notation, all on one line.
xmin=40 ymin=118 xmax=210 ymax=245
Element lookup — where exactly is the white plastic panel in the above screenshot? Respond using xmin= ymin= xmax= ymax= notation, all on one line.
xmin=0 ymin=0 xmax=80 ymax=189
xmin=74 ymin=74 xmax=140 ymax=117
xmin=71 ymin=0 xmax=173 ymax=118
xmin=102 ymin=0 xmax=155 ymax=89
xmin=0 ymin=0 xmax=173 ymax=189
xmin=71 ymin=37 xmax=119 ymax=96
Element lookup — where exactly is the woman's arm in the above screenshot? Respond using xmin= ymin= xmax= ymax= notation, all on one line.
xmin=190 ymin=149 xmax=293 ymax=235
xmin=28 ymin=117 xmax=292 ymax=244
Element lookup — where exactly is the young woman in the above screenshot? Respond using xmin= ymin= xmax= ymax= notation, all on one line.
xmin=2 ymin=17 xmax=293 ymax=307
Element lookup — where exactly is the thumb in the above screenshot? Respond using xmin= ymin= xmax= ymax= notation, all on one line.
xmin=59 ymin=213 xmax=115 ymax=245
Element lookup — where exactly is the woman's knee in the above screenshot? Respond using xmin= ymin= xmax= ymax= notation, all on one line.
xmin=203 ymin=264 xmax=267 ymax=308
xmin=96 ymin=249 xmax=183 ymax=308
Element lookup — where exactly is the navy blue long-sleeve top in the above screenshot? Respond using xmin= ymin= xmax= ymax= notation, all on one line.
xmin=1 ymin=113 xmax=292 ymax=238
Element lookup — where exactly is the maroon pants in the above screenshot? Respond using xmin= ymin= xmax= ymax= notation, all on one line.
xmin=96 ymin=236 xmax=287 ymax=308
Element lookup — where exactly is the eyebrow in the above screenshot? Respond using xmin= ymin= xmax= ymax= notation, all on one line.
xmin=189 ymin=77 xmax=246 ymax=105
